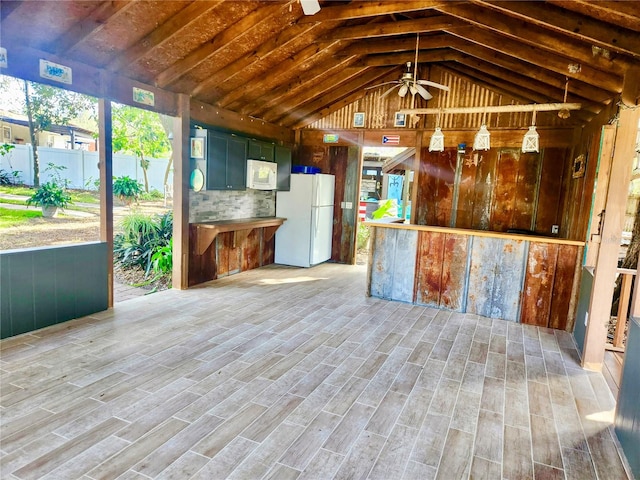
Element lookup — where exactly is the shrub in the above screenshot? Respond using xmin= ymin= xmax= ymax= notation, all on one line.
xmin=151 ymin=238 xmax=173 ymax=275
xmin=26 ymin=182 xmax=72 ymax=209
xmin=113 ymin=176 xmax=142 ymax=205
xmin=357 ymin=223 xmax=371 ymax=250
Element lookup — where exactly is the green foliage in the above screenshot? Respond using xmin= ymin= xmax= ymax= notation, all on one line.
xmin=0 ymin=143 xmax=15 ymax=157
xmin=44 ymin=162 xmax=69 ymax=189
xmin=0 ymin=207 xmax=41 ymax=228
xmin=372 ymin=199 xmax=396 ymax=219
xmin=113 ymin=175 xmax=142 ymax=205
xmin=151 ymin=238 xmax=173 ymax=275
xmin=356 ymin=223 xmax=371 ymax=250
xmin=0 ymin=169 xmax=21 ymax=186
xmin=139 ymin=189 xmax=164 ymax=201
xmin=114 ymin=211 xmax=173 ymax=276
xmin=26 ymin=182 xmax=72 ymax=208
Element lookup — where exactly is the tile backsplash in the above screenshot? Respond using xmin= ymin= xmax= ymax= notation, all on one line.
xmin=189 ymin=189 xmax=275 ymax=223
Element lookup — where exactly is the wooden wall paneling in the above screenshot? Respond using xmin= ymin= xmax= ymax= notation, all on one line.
xmin=575 ymin=137 xmax=600 ymax=241
xmin=521 ymin=242 xmax=559 ymax=327
xmin=188 ymin=225 xmax=217 ymax=286
xmin=330 ymin=146 xmax=348 ymax=263
xmin=262 ymin=230 xmax=276 ymax=266
xmin=490 ymin=239 xmax=527 ymax=321
xmin=241 ymin=229 xmax=261 ymax=272
xmin=455 ymin=148 xmax=477 ymax=229
xmin=390 ymin=229 xmax=419 ymax=303
xmin=295 ymin=145 xmax=330 ymax=172
xmin=415 ymin=231 xmax=445 ymax=307
xmin=548 ymin=244 xmax=581 ymax=331
xmin=490 ymin=148 xmax=519 ymax=232
xmin=535 ymin=148 xmax=566 ymax=235
xmin=415 ymin=148 xmax=456 ymax=226
xmin=512 ymin=151 xmax=541 ymax=231
xmin=440 ymin=233 xmax=470 ymax=312
xmin=339 ymin=146 xmax=360 ymax=264
xmin=435 ymin=149 xmax=457 ymax=227
xmin=471 ymin=150 xmax=498 ymax=230
xmin=466 ymin=236 xmax=500 ymax=317
xmin=369 ymin=227 xmax=396 ymax=299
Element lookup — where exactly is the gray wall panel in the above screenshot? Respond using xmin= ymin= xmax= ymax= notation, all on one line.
xmin=573 ymin=267 xmax=593 ymax=357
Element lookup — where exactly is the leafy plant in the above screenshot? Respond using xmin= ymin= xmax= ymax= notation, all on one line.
xmin=113 ymin=175 xmax=142 ymax=206
xmin=151 ymin=238 xmax=173 ymax=275
xmin=26 ymin=181 xmax=72 ymax=208
xmin=139 ymin=188 xmax=164 ymax=201
xmin=114 ymin=211 xmax=173 ymax=276
xmin=357 ymin=223 xmax=371 ymax=250
xmin=44 ymin=162 xmax=70 ymax=189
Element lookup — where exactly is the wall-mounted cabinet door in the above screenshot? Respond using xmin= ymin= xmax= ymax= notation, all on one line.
xmin=248 ymin=139 xmax=274 ymax=162
xmin=207 ymin=132 xmax=247 ymax=190
xmin=275 ymin=145 xmax=291 ymax=191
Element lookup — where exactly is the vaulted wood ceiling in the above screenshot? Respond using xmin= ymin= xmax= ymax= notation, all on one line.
xmin=1 ymin=0 xmax=639 ymax=130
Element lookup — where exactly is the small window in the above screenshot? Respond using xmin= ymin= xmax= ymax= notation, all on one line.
xmin=2 ymin=126 xmax=10 ymax=140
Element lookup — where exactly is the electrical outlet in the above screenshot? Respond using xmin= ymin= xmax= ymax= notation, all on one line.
xmin=551 ymin=225 xmax=559 ymax=234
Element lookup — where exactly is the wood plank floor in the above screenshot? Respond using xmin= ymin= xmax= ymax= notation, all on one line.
xmin=0 ymin=263 xmax=631 ymax=479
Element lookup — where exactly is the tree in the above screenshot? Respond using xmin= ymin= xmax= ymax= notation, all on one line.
xmin=112 ymin=105 xmax=171 ymax=193
xmin=22 ymin=81 xmax=95 ymax=186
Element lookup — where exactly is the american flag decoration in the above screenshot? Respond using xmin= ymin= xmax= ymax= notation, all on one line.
xmin=382 ymin=135 xmax=400 ymax=145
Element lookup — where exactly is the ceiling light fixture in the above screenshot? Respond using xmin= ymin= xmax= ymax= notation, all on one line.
xmin=522 ymin=110 xmax=540 ymax=153
xmin=473 ymin=114 xmax=490 ymax=151
xmin=429 ymin=111 xmax=445 ymax=152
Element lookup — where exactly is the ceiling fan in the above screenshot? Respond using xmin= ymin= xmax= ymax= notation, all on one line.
xmin=366 ymin=35 xmax=450 ymax=101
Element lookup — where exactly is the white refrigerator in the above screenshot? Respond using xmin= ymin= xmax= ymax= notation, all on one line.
xmin=275 ymin=173 xmax=335 ymax=267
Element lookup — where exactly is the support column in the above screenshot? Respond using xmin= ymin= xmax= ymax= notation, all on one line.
xmin=98 ymin=98 xmax=113 ymax=307
xmin=582 ymin=106 xmax=640 ymax=370
xmin=172 ymin=94 xmax=190 ymax=289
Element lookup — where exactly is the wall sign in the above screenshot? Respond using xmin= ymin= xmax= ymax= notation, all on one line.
xmin=0 ymin=47 xmax=7 ymax=68
xmin=133 ymin=87 xmax=155 ymax=107
xmin=382 ymin=135 xmax=400 ymax=145
xmin=39 ymin=59 xmax=72 ymax=84
xmin=323 ymin=134 xmax=339 ymax=143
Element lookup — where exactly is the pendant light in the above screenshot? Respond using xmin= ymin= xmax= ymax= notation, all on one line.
xmin=473 ymin=113 xmax=490 ymax=151
xmin=522 ymin=110 xmax=540 ymax=153
xmin=429 ymin=111 xmax=445 ymax=152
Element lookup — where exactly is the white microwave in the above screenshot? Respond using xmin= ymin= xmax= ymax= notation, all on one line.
xmin=246 ymin=159 xmax=277 ymax=190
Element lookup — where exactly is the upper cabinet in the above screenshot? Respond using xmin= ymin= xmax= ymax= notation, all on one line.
xmin=207 ymin=132 xmax=247 ymax=190
xmin=248 ymin=139 xmax=275 ymax=162
xmin=275 ymin=145 xmax=291 ymax=191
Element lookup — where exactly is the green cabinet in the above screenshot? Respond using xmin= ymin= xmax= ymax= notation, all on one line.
xmin=207 ymin=132 xmax=247 ymax=190
xmin=275 ymin=145 xmax=291 ymax=191
xmin=248 ymin=139 xmax=275 ymax=162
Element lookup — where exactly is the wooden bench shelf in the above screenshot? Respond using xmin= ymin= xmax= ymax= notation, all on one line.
xmin=193 ymin=217 xmax=286 ymax=255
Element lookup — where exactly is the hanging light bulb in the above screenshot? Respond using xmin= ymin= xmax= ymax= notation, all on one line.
xmin=473 ymin=124 xmax=491 ymax=151
xmin=429 ymin=127 xmax=445 ymax=152
xmin=522 ymin=110 xmax=539 ymax=153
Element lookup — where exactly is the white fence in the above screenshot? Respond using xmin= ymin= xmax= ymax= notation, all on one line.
xmin=0 ymin=144 xmax=173 ymax=192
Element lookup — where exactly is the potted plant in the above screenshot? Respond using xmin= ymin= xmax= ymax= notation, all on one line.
xmin=26 ymin=181 xmax=72 ymax=218
xmin=113 ymin=175 xmax=142 ymax=206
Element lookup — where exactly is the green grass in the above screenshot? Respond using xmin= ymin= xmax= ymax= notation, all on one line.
xmin=0 ymin=207 xmax=41 ymax=227
xmin=0 ymin=185 xmax=34 ymax=196
xmin=0 ymin=185 xmax=100 ymax=204
xmin=0 ymin=198 xmax=28 ymax=206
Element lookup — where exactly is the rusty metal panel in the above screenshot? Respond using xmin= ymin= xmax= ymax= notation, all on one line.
xmin=535 ymin=148 xmax=567 ymax=234
xmin=415 ymin=231 xmax=445 ymax=307
xmin=512 ymin=152 xmax=541 ymax=230
xmin=521 ymin=242 xmax=559 ymax=326
xmin=471 ymin=150 xmax=497 ymax=230
xmin=440 ymin=234 xmax=470 ymax=312
xmin=490 ymin=239 xmax=527 ymax=321
xmin=490 ymin=149 xmax=519 ymax=232
xmin=369 ymin=228 xmax=396 ymax=299
xmin=455 ymin=150 xmax=477 ymax=229
xmin=548 ymin=244 xmax=579 ymax=330
xmin=466 ymin=236 xmax=500 ymax=317
xmin=241 ymin=230 xmax=261 ymax=272
xmin=391 ymin=229 xmax=419 ymax=303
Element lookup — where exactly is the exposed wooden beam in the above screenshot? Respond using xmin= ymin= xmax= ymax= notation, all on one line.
xmin=53 ymin=1 xmax=132 ymax=55
xmin=336 ymin=34 xmax=450 ymax=57
xmin=400 ymin=102 xmax=582 ymax=115
xmin=192 ymin=21 xmax=326 ymax=99
xmin=155 ymin=1 xmax=291 ymax=88
xmin=444 ymin=27 xmax=622 ymax=93
xmin=107 ymin=1 xmax=226 ymax=72
xmin=328 ymin=16 xmax=458 ymax=40
xmin=471 ymin=0 xmax=640 ymax=58
xmin=357 ymin=48 xmax=460 ymax=66
xmin=219 ymin=40 xmax=345 ymax=111
xmin=172 ymin=94 xmax=190 ymax=290
xmin=546 ymin=1 xmax=640 ymax=33
xmin=298 ymin=1 xmax=446 ymax=23
xmin=433 ymin=3 xmax=629 ymax=76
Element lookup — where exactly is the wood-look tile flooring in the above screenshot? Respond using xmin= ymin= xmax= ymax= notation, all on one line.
xmin=0 ymin=263 xmax=631 ymax=479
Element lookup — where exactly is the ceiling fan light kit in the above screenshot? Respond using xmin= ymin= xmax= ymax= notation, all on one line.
xmin=300 ymin=0 xmax=321 ymax=16
xmin=428 ymin=127 xmax=445 ymax=152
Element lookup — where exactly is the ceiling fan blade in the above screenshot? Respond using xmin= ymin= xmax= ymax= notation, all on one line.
xmin=398 ymin=84 xmax=409 ymax=97
xmin=415 ymin=83 xmax=433 ymax=100
xmin=365 ymin=80 xmax=400 ymax=90
xmin=417 ymin=79 xmax=450 ymax=92
xmin=380 ymin=84 xmax=400 ymax=99
xmin=300 ymin=0 xmax=321 ymax=15
xmin=409 ymin=84 xmax=418 ymax=96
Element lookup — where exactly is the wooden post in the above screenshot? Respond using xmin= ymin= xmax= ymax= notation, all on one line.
xmin=409 ymin=131 xmax=423 ymax=224
xmin=98 ymin=98 xmax=113 ymax=308
xmin=582 ymin=106 xmax=640 ymax=371
xmin=614 ymin=271 xmax=634 ymax=348
xmin=172 ymin=94 xmax=190 ymax=289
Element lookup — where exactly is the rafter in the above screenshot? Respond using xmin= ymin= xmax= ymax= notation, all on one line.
xmin=546 ymin=1 xmax=640 ymax=33
xmin=470 ymin=0 xmax=640 ymax=58
xmin=357 ymin=49 xmax=460 ymax=67
xmin=297 ymin=1 xmax=446 ymax=23
xmin=328 ymin=16 xmax=458 ymax=40
xmin=337 ymin=34 xmax=451 ymax=57
xmin=107 ymin=1 xmax=226 ymax=72
xmin=155 ymin=1 xmax=293 ymax=88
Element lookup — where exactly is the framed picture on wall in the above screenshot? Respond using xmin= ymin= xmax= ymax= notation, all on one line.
xmin=572 ymin=154 xmax=586 ymax=178
xmin=353 ymin=112 xmax=365 ymax=128
xmin=394 ymin=112 xmax=406 ymax=128
xmin=190 ymin=137 xmax=204 ymax=159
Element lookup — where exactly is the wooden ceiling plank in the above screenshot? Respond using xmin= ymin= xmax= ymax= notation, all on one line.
xmin=245 ymin=56 xmax=362 ymax=118
xmin=107 ymin=1 xmax=226 ymax=72
xmin=298 ymin=1 xmax=446 ymax=23
xmin=337 ymin=34 xmax=451 ymax=57
xmin=470 ymin=0 xmax=640 ymax=58
xmin=443 ymin=27 xmax=622 ymax=93
xmin=546 ymin=1 xmax=640 ymax=33
xmin=434 ymin=3 xmax=629 ymax=76
xmin=155 ymin=1 xmax=292 ymax=88
xmin=192 ymin=21 xmax=325 ymax=98
xmin=53 ymin=0 xmax=132 ymax=55
xmin=219 ymin=40 xmax=345 ymax=111
xmin=358 ymin=49 xmax=462 ymax=66
xmin=260 ymin=65 xmax=372 ymax=122
xmin=328 ymin=16 xmax=458 ymax=40
xmin=446 ymin=37 xmax=615 ymax=104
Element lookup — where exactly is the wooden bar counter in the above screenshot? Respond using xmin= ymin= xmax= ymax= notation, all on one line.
xmin=366 ymin=221 xmax=585 ymax=331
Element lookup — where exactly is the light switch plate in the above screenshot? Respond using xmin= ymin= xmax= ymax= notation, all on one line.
xmin=551 ymin=225 xmax=559 ymax=234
